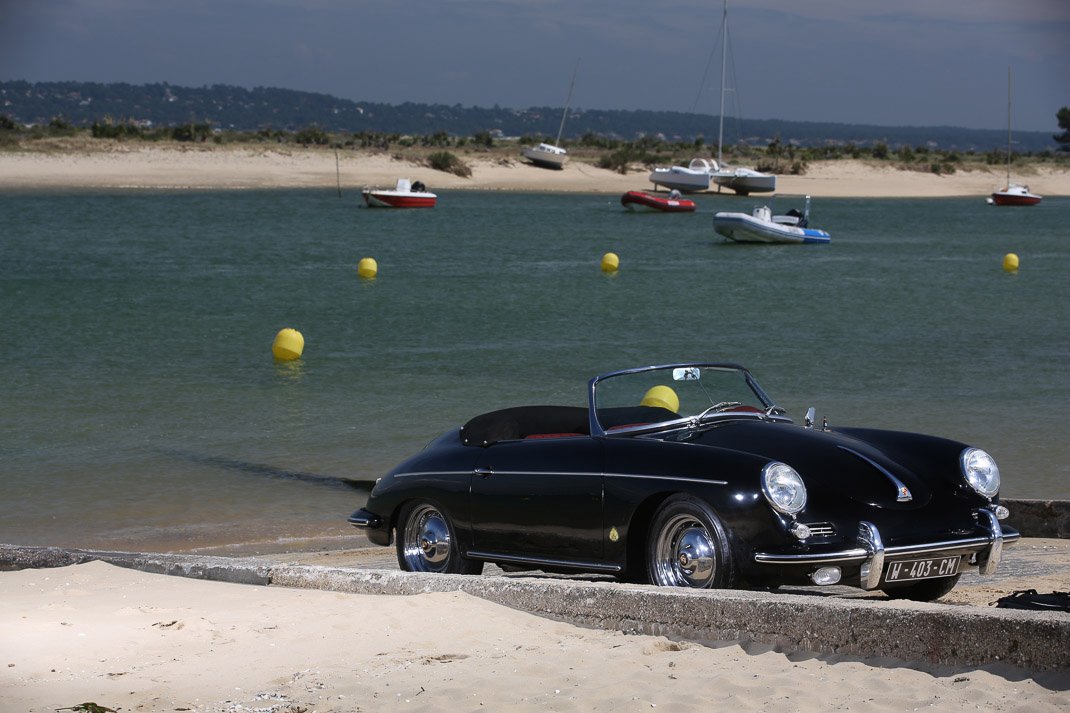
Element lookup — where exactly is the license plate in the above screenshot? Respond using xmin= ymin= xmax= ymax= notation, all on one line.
xmin=884 ymin=555 xmax=961 ymax=582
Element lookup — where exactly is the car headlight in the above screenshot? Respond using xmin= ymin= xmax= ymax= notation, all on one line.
xmin=960 ymin=448 xmax=1000 ymax=499
xmin=761 ymin=462 xmax=807 ymax=515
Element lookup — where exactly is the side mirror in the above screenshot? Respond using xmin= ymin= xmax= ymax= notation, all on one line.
xmin=804 ymin=407 xmax=816 ymax=429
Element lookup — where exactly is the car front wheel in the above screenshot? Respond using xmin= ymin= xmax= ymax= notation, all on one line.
xmin=647 ymin=495 xmax=736 ymax=588
xmin=396 ymin=501 xmax=484 ymax=575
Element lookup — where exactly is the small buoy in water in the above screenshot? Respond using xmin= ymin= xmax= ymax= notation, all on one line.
xmin=357 ymin=257 xmax=378 ymax=279
xmin=1002 ymin=253 xmax=1019 ymax=273
xmin=601 ymin=252 xmax=620 ymax=273
xmin=272 ymin=328 xmax=304 ymax=361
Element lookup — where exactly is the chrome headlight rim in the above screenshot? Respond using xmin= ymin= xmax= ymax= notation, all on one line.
xmin=960 ymin=447 xmax=1000 ymax=500
xmin=761 ymin=461 xmax=808 ymax=516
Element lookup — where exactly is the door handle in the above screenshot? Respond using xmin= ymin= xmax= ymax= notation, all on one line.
xmin=474 ymin=467 xmax=494 ymax=477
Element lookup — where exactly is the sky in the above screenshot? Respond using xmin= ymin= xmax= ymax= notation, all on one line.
xmin=1 ymin=0 xmax=1068 ymax=133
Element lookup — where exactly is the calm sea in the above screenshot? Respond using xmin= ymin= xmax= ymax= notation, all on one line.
xmin=1 ymin=188 xmax=1067 ymax=554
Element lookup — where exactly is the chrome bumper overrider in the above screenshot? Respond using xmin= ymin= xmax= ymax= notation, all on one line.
xmin=348 ymin=509 xmax=382 ymax=529
xmin=753 ymin=509 xmax=1018 ymax=589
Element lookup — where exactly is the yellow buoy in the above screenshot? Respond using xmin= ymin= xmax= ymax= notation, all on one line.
xmin=272 ymin=328 xmax=304 ymax=361
xmin=1002 ymin=253 xmax=1019 ymax=273
xmin=601 ymin=252 xmax=620 ymax=273
xmin=357 ymin=257 xmax=378 ymax=279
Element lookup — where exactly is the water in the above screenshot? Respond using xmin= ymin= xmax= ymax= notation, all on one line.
xmin=2 ymin=188 xmax=1068 ymax=554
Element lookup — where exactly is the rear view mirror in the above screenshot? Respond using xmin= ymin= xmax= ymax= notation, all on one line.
xmin=673 ymin=367 xmax=701 ymax=382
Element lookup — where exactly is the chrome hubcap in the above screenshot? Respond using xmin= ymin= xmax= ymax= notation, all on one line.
xmin=654 ymin=514 xmax=716 ymax=587
xmin=403 ymin=505 xmax=451 ymax=572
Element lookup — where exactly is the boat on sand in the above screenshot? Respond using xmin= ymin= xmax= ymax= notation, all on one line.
xmin=648 ymin=159 xmax=714 ymax=193
xmin=522 ymin=60 xmax=580 ymax=170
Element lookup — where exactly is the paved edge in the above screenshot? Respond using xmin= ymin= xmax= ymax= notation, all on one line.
xmin=1004 ymin=499 xmax=1070 ymax=539
xmin=2 ymin=544 xmax=1067 ymax=672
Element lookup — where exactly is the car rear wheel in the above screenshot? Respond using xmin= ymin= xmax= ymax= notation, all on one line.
xmin=647 ymin=495 xmax=736 ymax=588
xmin=882 ymin=574 xmax=960 ymax=602
xmin=396 ymin=501 xmax=483 ymax=575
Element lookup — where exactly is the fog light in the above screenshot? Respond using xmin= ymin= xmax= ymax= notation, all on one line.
xmin=994 ymin=505 xmax=1010 ymax=520
xmin=790 ymin=522 xmax=811 ymax=540
xmin=810 ymin=567 xmax=841 ymax=585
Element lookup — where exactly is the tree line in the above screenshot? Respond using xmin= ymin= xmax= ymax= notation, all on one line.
xmin=1 ymin=80 xmax=1065 ymax=154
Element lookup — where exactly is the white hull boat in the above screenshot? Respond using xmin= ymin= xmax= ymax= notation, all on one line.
xmin=362 ymin=178 xmax=436 ymax=208
xmin=522 ymin=143 xmax=568 ymax=170
xmin=714 ymin=195 xmax=830 ymax=244
xmin=522 ymin=60 xmax=579 ymax=171
xmin=648 ymin=158 xmax=714 ymax=192
xmin=706 ymin=0 xmax=775 ymax=196
xmin=712 ymin=166 xmax=776 ymax=195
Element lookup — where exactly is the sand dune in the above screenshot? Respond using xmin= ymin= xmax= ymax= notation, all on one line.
xmin=2 ymin=142 xmax=1068 ymax=197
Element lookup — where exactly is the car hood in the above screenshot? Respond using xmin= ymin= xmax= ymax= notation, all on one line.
xmin=677 ymin=420 xmax=935 ymax=509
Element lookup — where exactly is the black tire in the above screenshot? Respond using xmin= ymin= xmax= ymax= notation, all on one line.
xmin=882 ymin=574 xmax=960 ymax=602
xmin=395 ymin=501 xmax=483 ymax=575
xmin=647 ymin=494 xmax=736 ymax=588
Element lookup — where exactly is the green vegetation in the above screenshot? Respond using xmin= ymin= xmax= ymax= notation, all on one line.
xmin=1056 ymin=107 xmax=1070 ymax=151
xmin=426 ymin=150 xmax=472 ymax=177
xmin=2 ymin=107 xmax=1066 ymax=178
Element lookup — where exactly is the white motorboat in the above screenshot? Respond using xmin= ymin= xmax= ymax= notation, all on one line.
xmin=362 ymin=178 xmax=436 ymax=208
xmin=648 ymin=158 xmax=715 ymax=192
xmin=714 ymin=195 xmax=830 ymax=244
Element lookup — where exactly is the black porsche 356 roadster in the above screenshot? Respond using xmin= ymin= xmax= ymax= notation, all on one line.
xmin=349 ymin=363 xmax=1017 ymax=600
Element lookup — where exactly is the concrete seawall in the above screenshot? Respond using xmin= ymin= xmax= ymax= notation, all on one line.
xmin=1004 ymin=498 xmax=1070 ymax=539
xmin=2 ymin=543 xmax=1066 ymax=673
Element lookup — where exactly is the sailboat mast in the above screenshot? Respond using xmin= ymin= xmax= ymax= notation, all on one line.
xmin=1005 ymin=65 xmax=1012 ymax=187
xmin=555 ymin=59 xmax=580 ymax=146
xmin=717 ymin=0 xmax=728 ymax=166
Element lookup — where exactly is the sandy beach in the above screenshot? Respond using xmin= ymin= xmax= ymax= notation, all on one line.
xmin=2 ymin=561 xmax=1067 ymax=713
xmin=2 ymin=141 xmax=1069 ymax=196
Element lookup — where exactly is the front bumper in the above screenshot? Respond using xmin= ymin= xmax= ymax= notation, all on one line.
xmin=753 ymin=508 xmax=1018 ymax=589
xmin=348 ymin=507 xmax=391 ymax=546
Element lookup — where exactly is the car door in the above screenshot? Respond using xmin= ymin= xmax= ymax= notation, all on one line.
xmin=467 ymin=436 xmax=605 ymax=565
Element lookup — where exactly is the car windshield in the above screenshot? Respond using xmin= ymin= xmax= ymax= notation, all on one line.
xmin=591 ymin=364 xmax=775 ymax=434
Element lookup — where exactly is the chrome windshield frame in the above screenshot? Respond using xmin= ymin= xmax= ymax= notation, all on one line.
xmin=587 ymin=362 xmax=785 ymax=438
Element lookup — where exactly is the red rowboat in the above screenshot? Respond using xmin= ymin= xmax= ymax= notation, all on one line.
xmin=621 ymin=190 xmax=696 ymax=213
xmin=362 ymin=179 xmax=436 ymax=208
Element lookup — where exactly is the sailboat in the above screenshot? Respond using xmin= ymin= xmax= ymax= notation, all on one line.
xmin=988 ymin=66 xmax=1041 ymax=206
xmin=708 ymin=0 xmax=775 ymax=195
xmin=646 ymin=0 xmax=774 ymax=195
xmin=522 ymin=59 xmax=579 ymax=170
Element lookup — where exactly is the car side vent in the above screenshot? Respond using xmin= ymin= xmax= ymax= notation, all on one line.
xmin=803 ymin=522 xmax=836 ymax=538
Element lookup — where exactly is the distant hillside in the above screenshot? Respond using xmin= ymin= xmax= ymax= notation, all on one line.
xmin=0 ymin=80 xmax=1058 ymax=153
